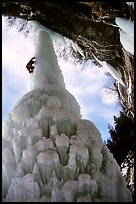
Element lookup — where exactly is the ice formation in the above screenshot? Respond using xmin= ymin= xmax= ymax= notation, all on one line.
xmin=92 ymin=53 xmax=125 ymax=87
xmin=2 ymin=22 xmax=132 ymax=202
xmin=71 ymin=40 xmax=85 ymax=58
xmin=115 ymin=17 xmax=134 ymax=55
xmin=126 ymin=2 xmax=134 ymax=10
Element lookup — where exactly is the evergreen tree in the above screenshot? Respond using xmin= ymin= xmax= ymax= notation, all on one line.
xmin=106 ymin=111 xmax=134 ymax=199
xmin=107 ymin=111 xmax=134 ymax=166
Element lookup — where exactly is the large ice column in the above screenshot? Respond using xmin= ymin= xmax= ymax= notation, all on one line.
xmin=2 ymin=23 xmax=132 ymax=202
xmin=31 ymin=25 xmax=65 ymax=89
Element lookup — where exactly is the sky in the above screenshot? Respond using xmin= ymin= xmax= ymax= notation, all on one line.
xmin=2 ymin=16 xmax=121 ymax=142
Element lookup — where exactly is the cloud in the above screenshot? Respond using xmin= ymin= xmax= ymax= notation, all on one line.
xmin=59 ymin=58 xmax=119 ymax=110
xmin=100 ymin=88 xmax=118 ymax=105
xmin=59 ymin=59 xmax=107 ymax=96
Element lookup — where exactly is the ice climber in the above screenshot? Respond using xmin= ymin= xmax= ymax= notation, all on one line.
xmin=26 ymin=57 xmax=36 ymax=74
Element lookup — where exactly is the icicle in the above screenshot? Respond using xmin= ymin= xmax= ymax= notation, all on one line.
xmin=71 ymin=40 xmax=85 ymax=58
xmin=15 ymin=163 xmax=25 ymax=177
xmin=35 ymin=138 xmax=54 ymax=152
xmin=102 ymin=61 xmax=126 ymax=87
xmin=115 ymin=17 xmax=134 ymax=55
xmin=46 ymin=96 xmax=62 ymax=109
xmin=126 ymin=2 xmax=134 ymax=9
xmin=91 ymin=146 xmax=103 ymax=171
xmin=4 ymin=174 xmax=41 ymax=202
xmin=26 ymin=117 xmax=39 ymax=128
xmin=37 ymin=150 xmax=60 ymax=184
xmin=50 ymin=125 xmax=58 ymax=136
xmin=115 ymin=17 xmax=134 ymax=37
xmin=21 ymin=145 xmax=38 ymax=173
xmin=118 ymin=30 xmax=134 ymax=55
xmin=18 ymin=127 xmax=43 ymax=146
xmin=12 ymin=136 xmax=24 ymax=164
xmin=55 ymin=133 xmax=69 ymax=165
xmin=78 ymin=174 xmax=98 ymax=196
xmin=61 ymin=181 xmax=77 ymax=202
xmin=68 ymin=144 xmax=89 ymax=168
xmin=2 ymin=147 xmax=16 ymax=198
xmin=91 ymin=53 xmax=125 ymax=87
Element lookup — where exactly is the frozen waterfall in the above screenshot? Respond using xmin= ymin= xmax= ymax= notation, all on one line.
xmin=2 ymin=23 xmax=132 ymax=202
